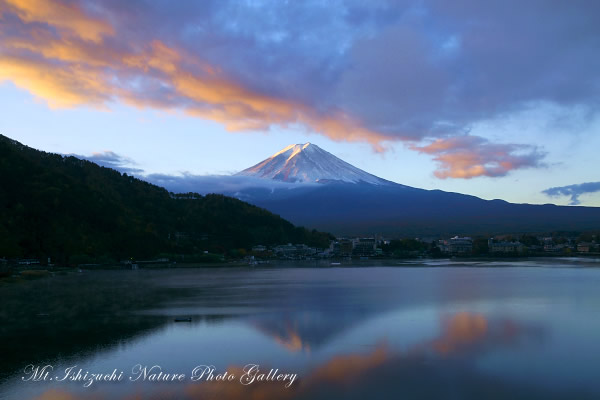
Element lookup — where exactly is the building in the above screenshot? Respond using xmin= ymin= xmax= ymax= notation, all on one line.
xmin=273 ymin=243 xmax=316 ymax=259
xmin=488 ymin=239 xmax=524 ymax=254
xmin=352 ymin=238 xmax=377 ymax=257
xmin=252 ymin=245 xmax=267 ymax=252
xmin=544 ymin=243 xmax=569 ymax=252
xmin=273 ymin=243 xmax=297 ymax=258
xmin=333 ymin=239 xmax=354 ymax=256
xmin=577 ymin=242 xmax=598 ymax=253
xmin=439 ymin=236 xmax=473 ymax=255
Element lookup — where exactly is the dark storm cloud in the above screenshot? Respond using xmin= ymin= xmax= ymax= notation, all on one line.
xmin=543 ymin=182 xmax=600 ymax=205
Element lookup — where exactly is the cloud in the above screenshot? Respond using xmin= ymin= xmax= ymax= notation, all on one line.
xmin=337 ymin=1 xmax=600 ymax=138
xmin=411 ymin=135 xmax=546 ymax=179
xmin=0 ymin=54 xmax=112 ymax=108
xmin=0 ymin=0 xmax=391 ymax=150
xmin=2 ymin=0 xmax=599 ymax=176
xmin=144 ymin=173 xmax=314 ymax=195
xmin=68 ymin=151 xmax=317 ymax=193
xmin=72 ymin=151 xmax=144 ymax=175
xmin=542 ymin=181 xmax=600 ymax=205
xmin=2 ymin=0 xmax=113 ymax=43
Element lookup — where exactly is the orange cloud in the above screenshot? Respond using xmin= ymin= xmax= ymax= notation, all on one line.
xmin=0 ymin=55 xmax=111 ymax=107
xmin=303 ymin=346 xmax=388 ymax=386
xmin=412 ymin=135 xmax=545 ymax=178
xmin=0 ymin=0 xmax=390 ymax=150
xmin=252 ymin=320 xmax=312 ymax=353
xmin=122 ymin=40 xmax=184 ymax=75
xmin=272 ymin=327 xmax=311 ymax=353
xmin=184 ymin=346 xmax=389 ymax=400
xmin=2 ymin=0 xmax=113 ymax=43
xmin=431 ymin=312 xmax=488 ymax=354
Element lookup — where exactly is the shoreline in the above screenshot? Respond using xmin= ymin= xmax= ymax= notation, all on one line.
xmin=3 ymin=256 xmax=600 ymax=285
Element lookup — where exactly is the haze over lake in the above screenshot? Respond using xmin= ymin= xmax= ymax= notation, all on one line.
xmin=2 ymin=259 xmax=600 ymax=400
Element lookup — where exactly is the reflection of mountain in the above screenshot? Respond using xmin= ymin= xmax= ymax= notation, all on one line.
xmin=188 ymin=312 xmax=549 ymax=400
xmin=247 ymin=277 xmax=538 ymax=355
xmin=251 ymin=310 xmax=371 ymax=353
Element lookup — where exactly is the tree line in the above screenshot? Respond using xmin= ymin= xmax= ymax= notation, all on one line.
xmin=0 ymin=135 xmax=333 ymax=265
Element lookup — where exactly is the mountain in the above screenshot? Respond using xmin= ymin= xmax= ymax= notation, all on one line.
xmin=218 ymin=144 xmax=600 ymax=236
xmin=0 ymin=135 xmax=332 ymax=263
xmin=236 ymin=142 xmax=392 ymax=185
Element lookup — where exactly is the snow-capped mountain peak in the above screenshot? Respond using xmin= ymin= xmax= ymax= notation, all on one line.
xmin=235 ymin=143 xmax=392 ymax=185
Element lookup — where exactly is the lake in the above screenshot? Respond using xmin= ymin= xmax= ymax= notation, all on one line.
xmin=2 ymin=258 xmax=600 ymax=399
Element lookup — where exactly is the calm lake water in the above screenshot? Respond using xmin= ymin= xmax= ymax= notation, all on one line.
xmin=2 ymin=258 xmax=600 ymax=400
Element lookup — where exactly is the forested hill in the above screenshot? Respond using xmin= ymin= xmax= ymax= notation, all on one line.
xmin=0 ymin=135 xmax=333 ymax=264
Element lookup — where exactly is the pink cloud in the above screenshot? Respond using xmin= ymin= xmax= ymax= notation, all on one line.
xmin=412 ymin=135 xmax=546 ymax=179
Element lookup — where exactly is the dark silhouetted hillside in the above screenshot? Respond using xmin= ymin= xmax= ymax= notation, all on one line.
xmin=0 ymin=135 xmax=333 ymax=264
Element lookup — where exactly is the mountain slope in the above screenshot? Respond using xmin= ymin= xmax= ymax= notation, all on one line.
xmin=241 ymin=182 xmax=600 ymax=236
xmin=226 ymin=144 xmax=600 ymax=236
xmin=236 ymin=142 xmax=393 ymax=185
xmin=0 ymin=135 xmax=332 ymax=263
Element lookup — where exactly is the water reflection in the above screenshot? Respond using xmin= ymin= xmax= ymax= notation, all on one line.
xmin=254 ymin=319 xmax=311 ymax=352
xmin=250 ymin=309 xmax=371 ymax=353
xmin=2 ymin=262 xmax=600 ymax=399
xmin=431 ymin=312 xmax=488 ymax=354
xmin=26 ymin=312 xmax=551 ymax=400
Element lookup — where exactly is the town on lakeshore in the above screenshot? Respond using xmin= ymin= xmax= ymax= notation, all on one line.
xmin=249 ymin=233 xmax=600 ymax=261
xmin=2 ymin=232 xmax=598 ymax=273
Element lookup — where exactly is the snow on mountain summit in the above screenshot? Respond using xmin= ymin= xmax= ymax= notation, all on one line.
xmin=235 ymin=143 xmax=392 ymax=185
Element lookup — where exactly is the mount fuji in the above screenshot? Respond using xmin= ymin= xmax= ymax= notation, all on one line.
xmin=236 ymin=143 xmax=392 ymax=186
xmin=163 ymin=144 xmax=600 ymax=236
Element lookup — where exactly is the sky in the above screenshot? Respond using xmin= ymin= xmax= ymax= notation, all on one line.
xmin=0 ymin=0 xmax=599 ymax=206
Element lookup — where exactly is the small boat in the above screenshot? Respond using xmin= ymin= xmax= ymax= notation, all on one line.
xmin=330 ymin=262 xmax=341 ymax=265
xmin=174 ymin=317 xmax=192 ymax=322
